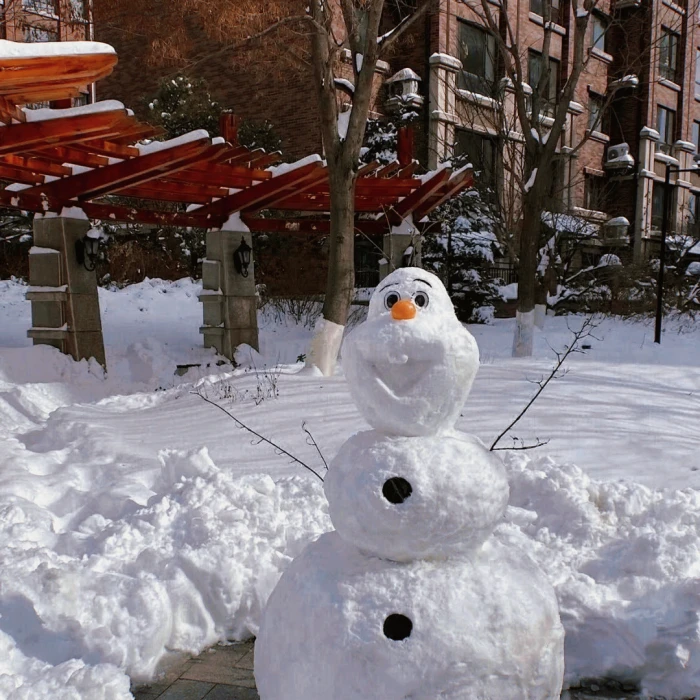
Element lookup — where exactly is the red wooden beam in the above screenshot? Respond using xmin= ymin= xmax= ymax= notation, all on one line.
xmin=28 ymin=145 xmax=110 ymax=168
xmin=1 ymin=154 xmax=71 ymax=178
xmin=23 ymin=138 xmax=223 ymax=202
xmin=358 ymin=160 xmax=381 ymax=176
xmin=219 ymin=112 xmax=241 ymax=145
xmin=397 ymin=127 xmax=414 ymax=167
xmin=0 ymin=164 xmax=43 ymax=184
xmin=374 ymin=161 xmax=400 ymax=178
xmin=414 ymin=168 xmax=475 ymax=221
xmin=194 ymin=162 xmax=326 ymax=218
xmin=241 ymin=216 xmax=389 ymax=236
xmin=389 ymin=167 xmax=451 ymax=224
xmin=80 ymin=201 xmax=216 ymax=228
xmin=117 ymin=179 xmax=229 ymax=204
xmin=0 ymin=110 xmax=129 ymax=156
xmin=72 ymin=139 xmax=140 ymax=159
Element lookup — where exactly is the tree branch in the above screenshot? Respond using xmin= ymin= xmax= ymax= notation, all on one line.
xmin=490 ymin=315 xmax=600 ymax=451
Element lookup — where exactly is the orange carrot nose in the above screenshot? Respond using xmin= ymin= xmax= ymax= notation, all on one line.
xmin=391 ymin=299 xmax=417 ymax=320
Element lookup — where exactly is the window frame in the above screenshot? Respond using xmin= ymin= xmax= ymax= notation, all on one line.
xmin=588 ymin=92 xmax=605 ymax=132
xmin=530 ymin=0 xmax=561 ymax=23
xmin=651 ymin=181 xmax=667 ymax=231
xmin=657 ymin=105 xmax=676 ymax=154
xmin=591 ymin=13 xmax=608 ymax=52
xmin=22 ymin=0 xmax=57 ymax=17
xmin=695 ymin=48 xmax=700 ymax=98
xmin=659 ymin=27 xmax=680 ymax=83
xmin=528 ymin=50 xmax=560 ymax=116
xmin=23 ymin=23 xmax=59 ymax=42
xmin=457 ymin=21 xmax=497 ymax=97
xmin=455 ymin=129 xmax=498 ymax=191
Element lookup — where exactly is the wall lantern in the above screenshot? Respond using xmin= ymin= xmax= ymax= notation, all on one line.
xmin=233 ymin=236 xmax=252 ymax=277
xmin=75 ymin=229 xmax=101 ymax=271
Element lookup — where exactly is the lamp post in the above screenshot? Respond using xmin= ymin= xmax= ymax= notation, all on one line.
xmin=654 ymin=160 xmax=698 ymax=344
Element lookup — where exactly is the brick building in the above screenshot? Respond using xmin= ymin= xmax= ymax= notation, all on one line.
xmin=0 ymin=0 xmax=93 ymax=102
xmin=93 ymin=0 xmax=700 ymax=262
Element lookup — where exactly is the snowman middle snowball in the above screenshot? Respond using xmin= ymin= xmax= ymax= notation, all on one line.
xmin=342 ymin=267 xmax=479 ymax=437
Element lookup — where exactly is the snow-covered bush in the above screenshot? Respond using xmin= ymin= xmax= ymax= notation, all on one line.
xmin=146 ymin=75 xmax=220 ymax=140
xmin=360 ymin=106 xmax=420 ymax=165
xmin=422 ymin=189 xmax=502 ymax=323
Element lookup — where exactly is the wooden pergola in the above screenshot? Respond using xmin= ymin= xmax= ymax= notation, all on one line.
xmin=0 ymin=40 xmax=473 ymax=232
xmin=0 ymin=39 xmax=474 ymax=368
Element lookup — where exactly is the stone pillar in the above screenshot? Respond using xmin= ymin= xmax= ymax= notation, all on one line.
xmin=26 ymin=215 xmax=106 ymax=366
xmin=428 ymin=54 xmax=462 ymax=169
xmin=199 ymin=229 xmax=259 ymax=360
xmin=634 ymin=126 xmax=660 ymax=261
xmin=380 ymin=221 xmax=422 ymax=282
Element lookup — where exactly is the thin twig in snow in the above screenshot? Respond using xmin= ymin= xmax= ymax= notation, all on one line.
xmin=489 ymin=315 xmax=601 ymax=451
xmin=302 ymin=421 xmax=329 ymax=471
xmin=194 ymin=392 xmax=325 ymax=482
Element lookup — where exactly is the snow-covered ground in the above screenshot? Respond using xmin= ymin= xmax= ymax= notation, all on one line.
xmin=0 ymin=277 xmax=699 ymax=698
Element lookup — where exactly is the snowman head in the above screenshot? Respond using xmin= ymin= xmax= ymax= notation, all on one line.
xmin=343 ymin=268 xmax=479 ymax=436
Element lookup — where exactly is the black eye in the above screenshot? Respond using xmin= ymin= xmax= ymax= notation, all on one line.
xmin=414 ymin=292 xmax=429 ymax=308
xmin=384 ymin=291 xmax=400 ymax=309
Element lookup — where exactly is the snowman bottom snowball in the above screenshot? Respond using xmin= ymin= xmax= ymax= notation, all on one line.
xmin=254 ymin=531 xmax=564 ymax=700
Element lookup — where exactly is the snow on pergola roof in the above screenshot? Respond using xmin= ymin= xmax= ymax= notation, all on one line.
xmin=0 ymin=40 xmax=474 ymax=232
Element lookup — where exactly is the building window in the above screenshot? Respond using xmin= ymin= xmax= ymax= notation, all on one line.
xmin=530 ymin=0 xmax=560 ymax=23
xmin=458 ymin=22 xmax=496 ymax=96
xmin=24 ymin=24 xmax=58 ymax=42
xmin=591 ymin=13 xmax=608 ymax=52
xmin=588 ymin=93 xmax=605 ymax=132
xmin=651 ymin=181 xmax=667 ymax=231
xmin=687 ymin=192 xmax=700 ymax=238
xmin=22 ymin=0 xmax=57 ymax=16
xmin=69 ymin=0 xmax=86 ymax=21
xmin=455 ymin=129 xmax=497 ymax=189
xmin=659 ymin=28 xmax=679 ymax=83
xmin=696 ymin=49 xmax=700 ymax=98
xmin=693 ymin=120 xmax=700 ymax=152
xmin=528 ymin=50 xmax=560 ymax=115
xmin=584 ymin=174 xmax=607 ymax=211
xmin=657 ymin=105 xmax=675 ymax=154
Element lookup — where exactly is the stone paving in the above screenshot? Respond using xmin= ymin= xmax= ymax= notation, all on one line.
xmin=131 ymin=640 xmax=641 ymax=700
xmin=132 ymin=642 xmax=258 ymax=700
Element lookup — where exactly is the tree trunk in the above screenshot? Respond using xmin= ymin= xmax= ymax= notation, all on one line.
xmin=306 ymin=166 xmax=356 ymax=376
xmin=513 ymin=191 xmax=541 ymax=357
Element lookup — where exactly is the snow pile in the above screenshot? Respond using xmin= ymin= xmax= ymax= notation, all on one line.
xmin=0 ymin=441 xmax=328 ymax=696
xmin=501 ymin=452 xmax=700 ymax=697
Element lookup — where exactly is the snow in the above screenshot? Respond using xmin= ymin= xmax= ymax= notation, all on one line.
xmin=29 ymin=246 xmax=58 ymax=255
xmin=219 ymin=212 xmax=250 ymax=232
xmin=334 ymin=78 xmax=355 ymax=94
xmin=23 ymin=100 xmax=125 ymax=123
xmin=338 ymin=108 xmax=351 ymax=140
xmin=0 ymin=39 xmax=115 ymax=59
xmin=137 ymin=130 xmax=210 ymax=155
xmin=355 ymin=53 xmax=364 ymax=73
xmin=342 ymin=268 xmax=480 ymax=436
xmin=267 ymin=154 xmax=322 ymax=178
xmin=255 ymin=532 xmax=564 ymax=700
xmin=1 ymin=276 xmax=700 ymax=697
xmin=324 ymin=430 xmax=509 ymax=560
xmin=524 ymin=167 xmax=538 ymax=192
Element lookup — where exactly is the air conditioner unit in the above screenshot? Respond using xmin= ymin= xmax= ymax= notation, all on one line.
xmin=605 ymin=142 xmax=635 ymax=170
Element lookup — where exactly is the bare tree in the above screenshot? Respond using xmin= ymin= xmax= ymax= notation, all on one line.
xmin=95 ymin=0 xmax=433 ymax=374
xmin=452 ymin=0 xmax=654 ymax=355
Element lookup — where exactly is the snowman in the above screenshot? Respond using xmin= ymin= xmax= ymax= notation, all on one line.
xmin=255 ymin=268 xmax=564 ymax=700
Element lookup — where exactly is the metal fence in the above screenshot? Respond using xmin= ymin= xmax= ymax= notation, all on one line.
xmin=482 ymin=263 xmax=518 ymax=285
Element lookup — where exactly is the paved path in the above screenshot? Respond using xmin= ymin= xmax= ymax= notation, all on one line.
xmin=131 ymin=640 xmax=641 ymax=700
xmin=132 ymin=642 xmax=258 ymax=700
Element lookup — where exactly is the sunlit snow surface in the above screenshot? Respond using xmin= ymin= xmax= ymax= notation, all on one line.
xmin=0 ymin=277 xmax=699 ymax=698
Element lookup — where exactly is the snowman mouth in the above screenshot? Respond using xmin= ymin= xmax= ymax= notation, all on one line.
xmin=371 ymin=359 xmax=432 ymax=397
